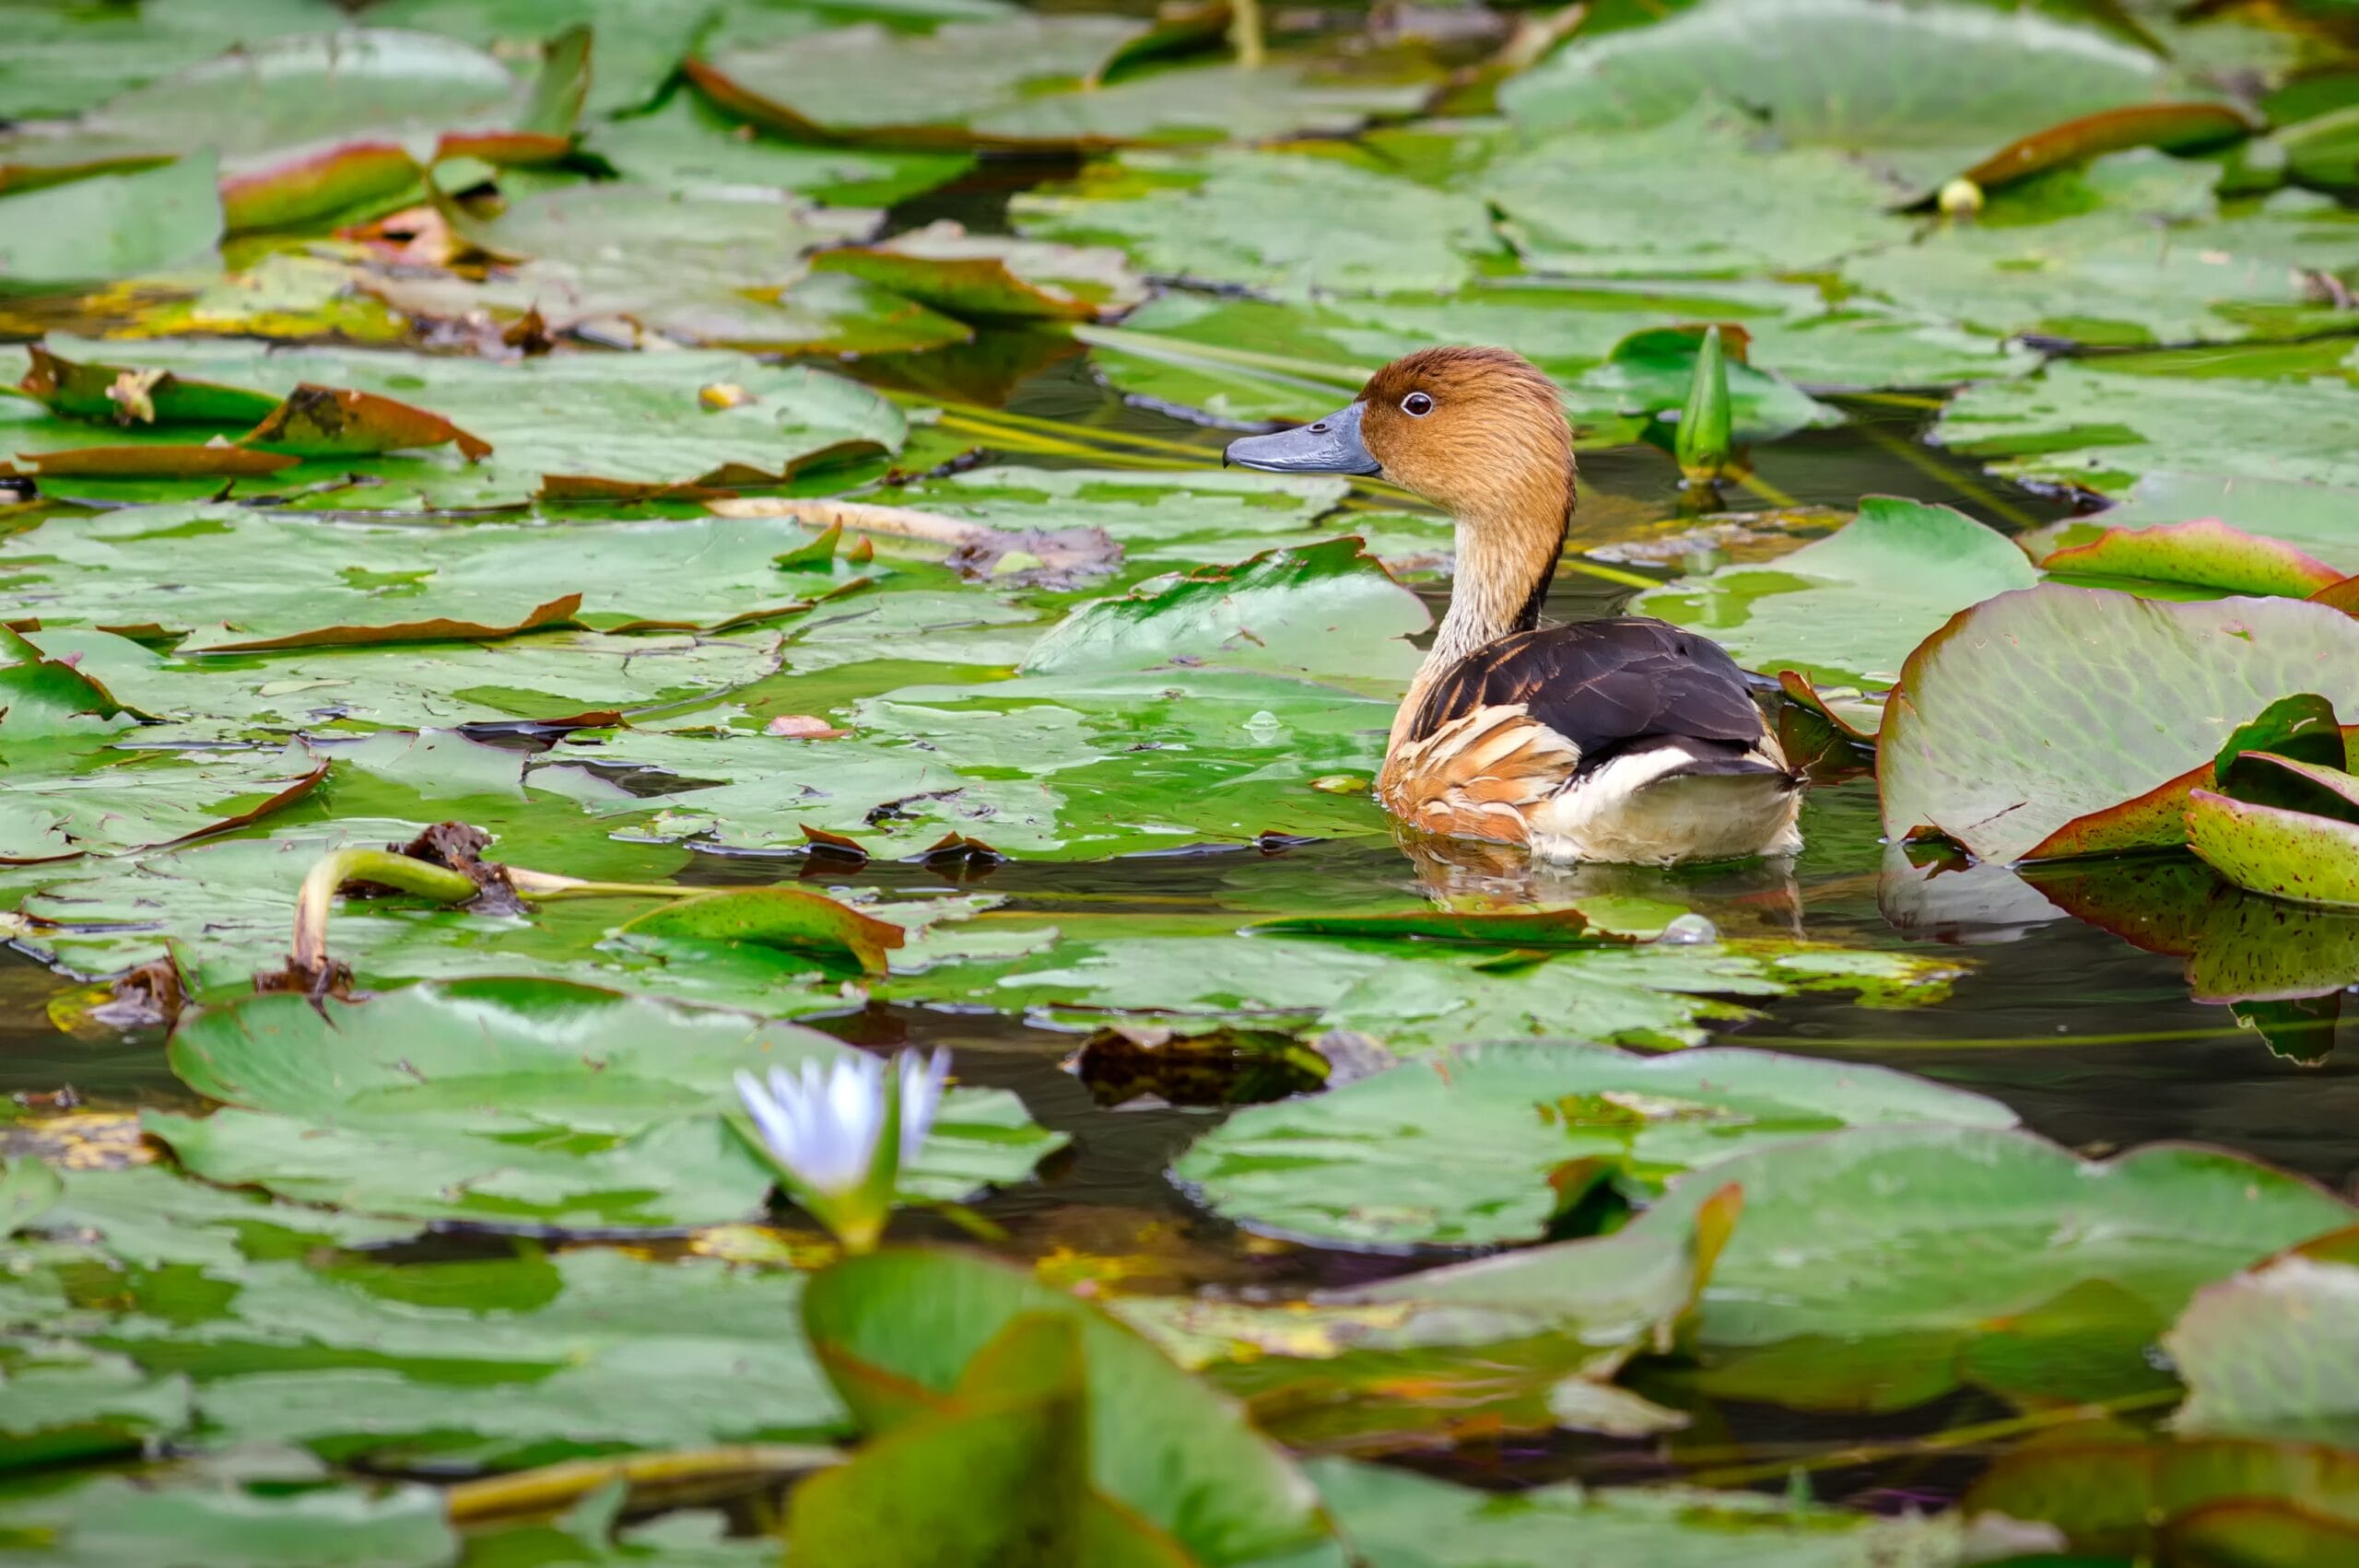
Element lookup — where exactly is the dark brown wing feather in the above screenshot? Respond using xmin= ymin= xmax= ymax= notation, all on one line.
xmin=1405 ymin=618 xmax=1767 ymax=759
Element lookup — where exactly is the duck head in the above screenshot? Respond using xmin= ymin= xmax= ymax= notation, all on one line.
xmin=1224 ymin=346 xmax=1573 ymax=532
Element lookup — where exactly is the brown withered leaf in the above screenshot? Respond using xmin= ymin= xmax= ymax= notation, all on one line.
xmin=182 ymin=592 xmax=583 ymax=653
xmin=10 ymin=445 xmax=298 ymax=477
xmin=241 ymin=384 xmax=494 ymax=461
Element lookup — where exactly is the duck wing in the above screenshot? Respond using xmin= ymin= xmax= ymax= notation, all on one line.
xmin=1403 ymin=618 xmax=1769 ymax=757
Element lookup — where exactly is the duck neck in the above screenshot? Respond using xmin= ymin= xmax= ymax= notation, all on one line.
xmin=1390 ymin=493 xmax=1570 ymax=755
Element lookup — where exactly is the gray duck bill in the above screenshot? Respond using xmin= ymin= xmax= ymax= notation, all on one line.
xmin=1223 ymin=400 xmax=1379 ymax=475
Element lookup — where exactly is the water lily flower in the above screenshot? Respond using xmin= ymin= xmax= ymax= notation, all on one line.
xmin=734 ymin=1047 xmax=948 ymax=1253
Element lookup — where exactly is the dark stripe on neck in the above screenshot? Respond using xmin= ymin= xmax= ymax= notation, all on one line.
xmin=1510 ymin=494 xmax=1573 ymax=632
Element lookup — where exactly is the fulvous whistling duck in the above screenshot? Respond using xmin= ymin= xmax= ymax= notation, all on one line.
xmin=1225 ymin=346 xmax=1803 ymax=866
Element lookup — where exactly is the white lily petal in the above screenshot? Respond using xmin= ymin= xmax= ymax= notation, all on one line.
xmin=897 ymin=1047 xmax=951 ymax=1164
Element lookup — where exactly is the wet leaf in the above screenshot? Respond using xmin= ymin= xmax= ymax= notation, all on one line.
xmin=1878 ymin=584 xmax=2359 ymax=861
xmin=801 ymin=1246 xmax=1341 ymax=1564
xmin=1172 ymin=1044 xmax=2014 ymax=1247
xmin=2 ymin=744 xmax=326 ymax=865
xmin=369 ymin=0 xmax=710 ymax=119
xmin=583 ymin=89 xmax=975 ymax=209
xmin=0 ymin=1346 xmax=194 ymax=1473
xmin=2031 ymin=471 xmax=2359 ymax=577
xmin=1638 ymin=497 xmax=2038 ymax=692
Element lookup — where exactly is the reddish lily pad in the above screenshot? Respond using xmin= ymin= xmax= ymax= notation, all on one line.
xmin=2039 ymin=517 xmax=2346 ymax=597
xmin=1878 ymin=585 xmax=2359 ymax=862
xmin=241 ymin=384 xmax=492 ymax=461
xmin=182 ymin=593 xmax=584 ymax=655
xmin=218 ymin=141 xmax=420 ymax=234
xmin=9 ymin=445 xmax=297 ymax=478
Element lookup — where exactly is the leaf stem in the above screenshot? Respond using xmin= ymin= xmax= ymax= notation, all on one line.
xmin=1676 ymin=1387 xmax=2177 ymax=1489
xmin=443 ymin=1444 xmax=841 ymax=1524
xmin=1229 ymin=0 xmax=1266 ymax=68
xmin=292 ymin=848 xmax=477 ymax=974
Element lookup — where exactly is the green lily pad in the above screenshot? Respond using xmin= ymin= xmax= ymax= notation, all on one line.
xmin=365 ymin=0 xmax=713 ymax=118
xmin=2166 ymin=1226 xmax=2359 ymax=1446
xmin=1121 ymin=1185 xmax=1736 ymax=1451
xmin=584 ymin=89 xmax=975 ymax=208
xmin=0 ymin=1345 xmax=192 ymax=1473
xmin=2 ymin=743 xmax=324 ymax=865
xmin=3 ymin=504 xmax=875 ymax=649
xmin=0 ymin=156 xmax=221 ymax=291
xmin=692 ymin=16 xmax=1429 ymax=150
xmin=1500 ymin=0 xmax=2171 ymax=190
xmin=1311 ymin=1457 xmax=1965 ymax=1567
xmin=1938 ymin=358 xmax=2359 ymax=500
xmin=1847 ymin=159 xmax=2359 ymax=349
xmin=1879 ymin=584 xmax=2359 ymax=861
xmin=1649 ymin=1123 xmax=2353 ymax=1410
xmin=809 ymin=220 xmax=1148 ymax=323
xmin=1020 ymin=538 xmax=1430 ymax=686
xmin=1015 ymin=147 xmax=1497 ymax=298
xmin=20 ymin=625 xmax=787 ymax=742
xmin=886 ymin=464 xmax=1362 ymax=566
xmin=0 ymin=0 xmax=334 ymax=122
xmin=801 ymin=1246 xmax=1342 ymax=1565
xmin=1171 ymin=1043 xmax=2016 ymax=1247
xmin=1637 ymin=497 xmax=2039 ymax=691
xmin=0 ymin=337 xmax=902 ymax=510
xmin=0 ymin=1450 xmax=458 ymax=1568
xmin=1484 ymin=104 xmax=1908 ymax=278
xmin=144 ymin=979 xmax=1062 ymax=1227
xmin=1966 ymin=1425 xmax=2359 ymax=1563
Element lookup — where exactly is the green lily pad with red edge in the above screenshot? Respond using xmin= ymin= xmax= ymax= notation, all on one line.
xmin=807 ymin=221 xmax=1148 ymax=323
xmin=1876 ymin=583 xmax=2359 ymax=862
xmin=618 ymin=887 xmax=907 ymax=976
xmin=2037 ymin=517 xmax=2346 ymax=596
xmin=1637 ymin=497 xmax=2038 ymax=692
xmin=1113 ymin=1185 xmax=1736 ymax=1454
xmin=799 ymin=1246 xmax=1343 ymax=1565
xmin=1169 ymin=1044 xmax=2017 ymax=1248
xmin=2023 ymin=471 xmax=2359 ymax=577
xmin=2188 ymin=754 xmax=2359 ymax=909
xmin=144 ymin=979 xmax=1064 ymax=1227
xmin=1018 ymin=538 xmax=1430 ymax=689
xmin=1966 ymin=1423 xmax=2359 ymax=1562
xmin=1647 ymin=1123 xmax=2353 ymax=1413
xmin=2166 ymin=1225 xmax=2359 ymax=1446
xmin=0 ymin=155 xmax=221 ymax=291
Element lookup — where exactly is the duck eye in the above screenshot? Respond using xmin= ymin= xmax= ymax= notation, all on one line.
xmin=1401 ymin=392 xmax=1434 ymax=417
